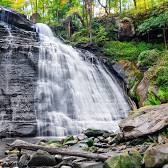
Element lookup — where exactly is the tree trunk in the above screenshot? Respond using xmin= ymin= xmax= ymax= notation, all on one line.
xmin=133 ymin=0 xmax=137 ymax=8
xmin=119 ymin=0 xmax=122 ymax=13
xmin=9 ymin=140 xmax=109 ymax=161
xmin=35 ymin=0 xmax=38 ymax=13
xmin=163 ymin=28 xmax=167 ymax=49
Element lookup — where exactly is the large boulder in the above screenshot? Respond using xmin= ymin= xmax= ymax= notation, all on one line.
xmin=0 ymin=6 xmax=34 ymax=31
xmin=144 ymin=144 xmax=168 ymax=168
xmin=119 ymin=104 xmax=168 ymax=140
xmin=28 ymin=150 xmax=57 ymax=166
xmin=118 ymin=17 xmax=135 ymax=41
xmin=104 ymin=150 xmax=142 ymax=168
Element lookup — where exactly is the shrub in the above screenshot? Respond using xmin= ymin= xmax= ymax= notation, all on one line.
xmin=71 ymin=28 xmax=90 ymax=43
xmin=93 ymin=26 xmax=108 ymax=45
xmin=156 ymin=67 xmax=168 ymax=89
xmin=138 ymin=49 xmax=160 ymax=68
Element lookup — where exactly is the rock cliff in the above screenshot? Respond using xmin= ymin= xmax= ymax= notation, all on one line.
xmin=0 ymin=8 xmax=38 ymax=137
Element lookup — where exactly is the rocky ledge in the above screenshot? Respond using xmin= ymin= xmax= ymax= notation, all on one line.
xmin=0 ymin=103 xmax=168 ymax=168
xmin=0 ymin=6 xmax=34 ymax=31
xmin=0 ymin=23 xmax=39 ymax=138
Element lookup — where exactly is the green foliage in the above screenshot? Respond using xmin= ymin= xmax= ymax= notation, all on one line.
xmin=138 ymin=49 xmax=160 ymax=68
xmin=161 ymin=127 xmax=168 ymax=137
xmin=158 ymin=87 xmax=168 ymax=103
xmin=71 ymin=26 xmax=108 ymax=45
xmin=93 ymin=26 xmax=108 ymax=45
xmin=0 ymin=0 xmax=13 ymax=7
xmin=156 ymin=67 xmax=168 ymax=89
xmin=145 ymin=95 xmax=161 ymax=105
xmin=138 ymin=10 xmax=168 ymax=35
xmin=102 ymin=41 xmax=161 ymax=61
xmin=71 ymin=28 xmax=90 ymax=43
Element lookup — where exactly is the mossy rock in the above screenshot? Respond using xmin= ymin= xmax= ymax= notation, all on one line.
xmin=63 ymin=135 xmax=75 ymax=145
xmin=104 ymin=150 xmax=142 ymax=168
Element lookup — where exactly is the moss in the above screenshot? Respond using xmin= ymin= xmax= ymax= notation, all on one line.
xmin=104 ymin=150 xmax=142 ymax=168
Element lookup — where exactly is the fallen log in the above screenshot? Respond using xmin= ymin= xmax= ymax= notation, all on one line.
xmin=9 ymin=139 xmax=109 ymax=161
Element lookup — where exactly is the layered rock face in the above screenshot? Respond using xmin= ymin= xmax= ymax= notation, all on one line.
xmin=0 ymin=16 xmax=38 ymax=137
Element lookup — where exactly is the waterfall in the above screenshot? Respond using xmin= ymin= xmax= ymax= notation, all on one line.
xmin=36 ymin=23 xmax=130 ymax=137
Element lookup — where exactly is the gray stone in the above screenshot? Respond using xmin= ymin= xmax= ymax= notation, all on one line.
xmin=163 ymin=165 xmax=168 ymax=168
xmin=0 ymin=23 xmax=39 ymax=137
xmin=144 ymin=144 xmax=168 ymax=168
xmin=18 ymin=153 xmax=30 ymax=167
xmin=28 ymin=150 xmax=57 ymax=166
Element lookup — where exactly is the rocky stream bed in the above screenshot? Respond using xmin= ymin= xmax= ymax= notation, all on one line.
xmin=0 ymin=104 xmax=167 ymax=168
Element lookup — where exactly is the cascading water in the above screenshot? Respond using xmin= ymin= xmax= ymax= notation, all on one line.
xmin=36 ymin=23 xmax=130 ymax=137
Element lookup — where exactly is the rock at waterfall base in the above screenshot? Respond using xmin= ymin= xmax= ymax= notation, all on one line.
xmin=84 ymin=129 xmax=109 ymax=138
xmin=119 ymin=104 xmax=168 ymax=140
xmin=104 ymin=150 xmax=142 ymax=168
xmin=144 ymin=144 xmax=168 ymax=168
xmin=28 ymin=150 xmax=57 ymax=166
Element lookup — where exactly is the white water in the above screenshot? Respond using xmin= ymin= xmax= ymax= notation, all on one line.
xmin=36 ymin=23 xmax=130 ymax=136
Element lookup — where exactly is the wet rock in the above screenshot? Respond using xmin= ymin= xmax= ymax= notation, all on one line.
xmin=73 ymin=161 xmax=103 ymax=168
xmin=84 ymin=129 xmax=109 ymax=138
xmin=104 ymin=150 xmax=142 ymax=168
xmin=112 ymin=60 xmax=142 ymax=107
xmin=0 ymin=24 xmax=38 ymax=137
xmin=119 ymin=104 xmax=168 ymax=140
xmin=144 ymin=144 xmax=168 ymax=168
xmin=77 ymin=134 xmax=87 ymax=141
xmin=55 ymin=154 xmax=63 ymax=163
xmin=0 ymin=122 xmax=37 ymax=137
xmin=28 ymin=150 xmax=57 ymax=166
xmin=18 ymin=153 xmax=30 ymax=167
